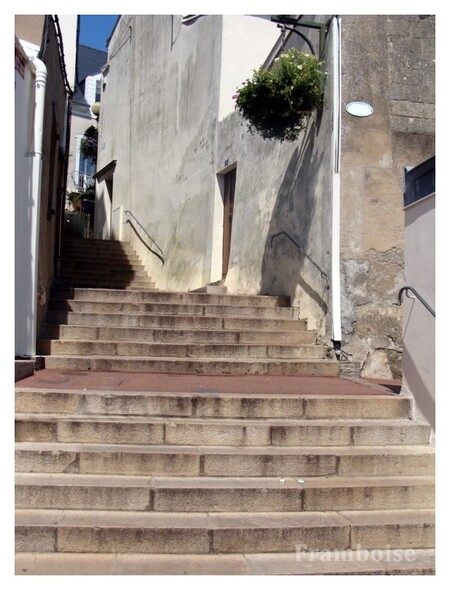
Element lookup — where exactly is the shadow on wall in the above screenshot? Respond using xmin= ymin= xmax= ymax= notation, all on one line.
xmin=402 ymin=346 xmax=435 ymax=430
xmin=259 ymin=109 xmax=329 ymax=317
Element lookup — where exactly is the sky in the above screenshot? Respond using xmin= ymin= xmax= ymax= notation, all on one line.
xmin=78 ymin=15 xmax=120 ymax=51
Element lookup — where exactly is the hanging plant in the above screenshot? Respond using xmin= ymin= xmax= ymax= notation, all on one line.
xmin=80 ymin=125 xmax=98 ymax=164
xmin=233 ymin=48 xmax=326 ymax=141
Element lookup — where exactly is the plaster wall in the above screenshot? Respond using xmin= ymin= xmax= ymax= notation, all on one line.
xmin=339 ymin=15 xmax=435 ymax=378
xmin=15 ymin=42 xmax=37 ymax=356
xmin=402 ymin=194 xmax=435 ymax=428
xmin=97 ymin=15 xmax=283 ymax=292
xmin=218 ymin=16 xmax=280 ymax=121
xmin=217 ymin=21 xmax=335 ymax=336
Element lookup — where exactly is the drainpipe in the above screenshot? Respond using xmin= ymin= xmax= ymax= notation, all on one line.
xmin=330 ymin=16 xmax=342 ymax=356
xmin=27 ymin=56 xmax=47 ymax=356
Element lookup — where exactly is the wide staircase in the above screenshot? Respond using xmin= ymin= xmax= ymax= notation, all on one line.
xmin=15 ymin=236 xmax=435 ymax=575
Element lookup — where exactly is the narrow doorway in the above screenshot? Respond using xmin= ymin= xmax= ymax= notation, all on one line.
xmin=222 ymin=167 xmax=236 ymax=277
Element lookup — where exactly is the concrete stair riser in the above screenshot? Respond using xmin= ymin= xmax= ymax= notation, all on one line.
xmin=42 ymin=325 xmax=316 ymax=345
xmin=15 ymin=415 xmax=432 ymax=447
xmin=15 ymin=443 xmax=434 ymax=477
xmin=37 ymin=340 xmax=326 ymax=360
xmin=15 ymin=390 xmax=413 ymax=420
xmin=44 ymin=312 xmax=306 ymax=332
xmin=41 ymin=356 xmax=344 ymax=376
xmin=15 ymin=509 xmax=434 ymax=554
xmin=51 ymin=288 xmax=291 ymax=308
xmin=15 ymin=474 xmax=435 ymax=512
xmin=48 ymin=300 xmax=299 ymax=319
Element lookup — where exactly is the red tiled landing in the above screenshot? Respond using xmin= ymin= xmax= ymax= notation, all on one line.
xmin=16 ymin=369 xmax=400 ymax=396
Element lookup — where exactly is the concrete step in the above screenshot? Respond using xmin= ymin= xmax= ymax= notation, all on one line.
xmin=14 ymin=548 xmax=436 ymax=575
xmin=50 ymin=287 xmax=291 ymax=308
xmin=56 ymin=279 xmax=156 ymax=290
xmin=37 ymin=340 xmax=327 ymax=360
xmin=15 ymin=508 xmax=435 ymax=554
xmin=15 ymin=389 xmax=413 ymax=419
xmin=15 ymin=414 xmax=432 ymax=446
xmin=48 ymin=299 xmax=299 ymax=319
xmin=41 ymin=324 xmax=316 ymax=345
xmin=60 ymin=269 xmax=151 ymax=281
xmin=39 ymin=355 xmax=344 ymax=376
xmin=44 ymin=311 xmax=306 ymax=331
xmin=15 ymin=441 xmax=435 ymax=477
xmin=15 ymin=472 xmax=435 ymax=512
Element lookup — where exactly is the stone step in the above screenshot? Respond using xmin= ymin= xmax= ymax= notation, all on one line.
xmin=62 ymin=236 xmax=137 ymax=252
xmin=14 ymin=548 xmax=436 ymax=575
xmin=60 ymin=268 xmax=151 ymax=281
xmin=15 ymin=508 xmax=435 ymax=554
xmin=50 ymin=287 xmax=291 ymax=308
xmin=56 ymin=279 xmax=156 ymax=290
xmin=15 ymin=389 xmax=413 ymax=419
xmin=15 ymin=442 xmax=435 ymax=477
xmin=37 ymin=340 xmax=327 ymax=360
xmin=47 ymin=300 xmax=299 ymax=319
xmin=62 ymin=257 xmax=144 ymax=270
xmin=44 ymin=311 xmax=306 ymax=331
xmin=41 ymin=324 xmax=316 ymax=345
xmin=15 ymin=414 xmax=432 ymax=447
xmin=15 ymin=473 xmax=435 ymax=512
xmin=39 ymin=355 xmax=343 ymax=376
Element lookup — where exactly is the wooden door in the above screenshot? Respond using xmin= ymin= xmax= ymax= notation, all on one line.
xmin=222 ymin=167 xmax=236 ymax=276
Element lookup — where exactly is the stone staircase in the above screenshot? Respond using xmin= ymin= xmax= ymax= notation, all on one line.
xmin=58 ymin=235 xmax=157 ymax=290
xmin=37 ymin=286 xmax=349 ymax=376
xmin=15 ymin=387 xmax=435 ymax=574
xmin=16 ymin=235 xmax=435 ymax=574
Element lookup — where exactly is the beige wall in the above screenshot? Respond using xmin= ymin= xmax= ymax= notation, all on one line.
xmin=402 ymin=194 xmax=435 ymax=428
xmin=340 ymin=15 xmax=435 ymax=378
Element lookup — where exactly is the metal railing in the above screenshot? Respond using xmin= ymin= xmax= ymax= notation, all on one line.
xmin=124 ymin=209 xmax=165 ymax=264
xmin=71 ymin=171 xmax=95 ymax=192
xmin=270 ymin=231 xmax=329 ymax=288
xmin=398 ymin=286 xmax=435 ymax=317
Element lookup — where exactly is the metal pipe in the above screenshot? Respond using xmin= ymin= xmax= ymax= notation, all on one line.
xmin=330 ymin=15 xmax=342 ymax=348
xmin=398 ymin=286 xmax=435 ymax=317
xmin=27 ymin=55 xmax=47 ymax=356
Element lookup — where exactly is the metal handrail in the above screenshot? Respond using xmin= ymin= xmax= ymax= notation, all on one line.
xmin=124 ymin=209 xmax=165 ymax=263
xmin=270 ymin=231 xmax=329 ymax=288
xmin=398 ymin=286 xmax=435 ymax=317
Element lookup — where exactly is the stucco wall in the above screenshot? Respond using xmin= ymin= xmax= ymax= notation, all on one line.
xmin=340 ymin=15 xmax=435 ymax=378
xmin=97 ymin=15 xmax=281 ymax=292
xmin=36 ymin=18 xmax=71 ymax=339
xmin=402 ymin=194 xmax=435 ymax=428
xmin=217 ymin=21 xmax=335 ymax=336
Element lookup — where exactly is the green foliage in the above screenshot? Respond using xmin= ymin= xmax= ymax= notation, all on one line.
xmin=234 ymin=48 xmax=326 ymax=141
xmin=80 ymin=125 xmax=98 ymax=164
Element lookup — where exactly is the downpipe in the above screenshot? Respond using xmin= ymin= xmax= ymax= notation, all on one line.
xmin=27 ymin=56 xmax=47 ymax=356
xmin=330 ymin=15 xmax=343 ymax=358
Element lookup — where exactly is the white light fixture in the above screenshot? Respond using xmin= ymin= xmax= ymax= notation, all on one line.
xmin=345 ymin=101 xmax=373 ymax=117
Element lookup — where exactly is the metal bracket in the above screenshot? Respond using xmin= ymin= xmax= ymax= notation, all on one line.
xmin=271 ymin=16 xmax=329 ymax=60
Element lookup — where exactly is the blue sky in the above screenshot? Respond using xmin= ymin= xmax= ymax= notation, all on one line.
xmin=78 ymin=15 xmax=120 ymax=51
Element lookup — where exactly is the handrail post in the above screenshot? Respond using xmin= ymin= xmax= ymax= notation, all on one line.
xmin=398 ymin=286 xmax=435 ymax=318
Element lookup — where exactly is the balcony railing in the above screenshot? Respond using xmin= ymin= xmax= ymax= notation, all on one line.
xmin=71 ymin=171 xmax=95 ymax=192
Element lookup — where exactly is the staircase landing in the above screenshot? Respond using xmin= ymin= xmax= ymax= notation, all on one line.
xmin=17 ymin=369 xmax=399 ymax=396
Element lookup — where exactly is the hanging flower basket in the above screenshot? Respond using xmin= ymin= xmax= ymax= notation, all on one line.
xmin=234 ymin=48 xmax=326 ymax=142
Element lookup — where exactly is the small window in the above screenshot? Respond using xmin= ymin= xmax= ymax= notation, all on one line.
xmin=95 ymin=80 xmax=101 ymax=103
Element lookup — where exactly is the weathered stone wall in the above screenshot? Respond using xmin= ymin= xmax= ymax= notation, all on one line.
xmin=340 ymin=15 xmax=435 ymax=378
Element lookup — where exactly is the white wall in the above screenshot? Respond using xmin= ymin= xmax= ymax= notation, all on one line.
xmin=97 ymin=15 xmax=335 ymax=337
xmin=218 ymin=16 xmax=280 ymax=121
xmin=15 ymin=41 xmax=38 ymax=356
xmin=402 ymin=193 xmax=435 ymax=429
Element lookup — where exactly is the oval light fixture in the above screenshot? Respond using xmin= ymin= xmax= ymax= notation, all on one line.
xmin=346 ymin=101 xmax=374 ymax=117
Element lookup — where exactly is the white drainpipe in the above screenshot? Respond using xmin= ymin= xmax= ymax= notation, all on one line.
xmin=331 ymin=16 xmax=342 ymax=351
xmin=27 ymin=56 xmax=47 ymax=356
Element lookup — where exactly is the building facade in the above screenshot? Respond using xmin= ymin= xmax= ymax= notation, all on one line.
xmin=95 ymin=15 xmax=435 ymax=379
